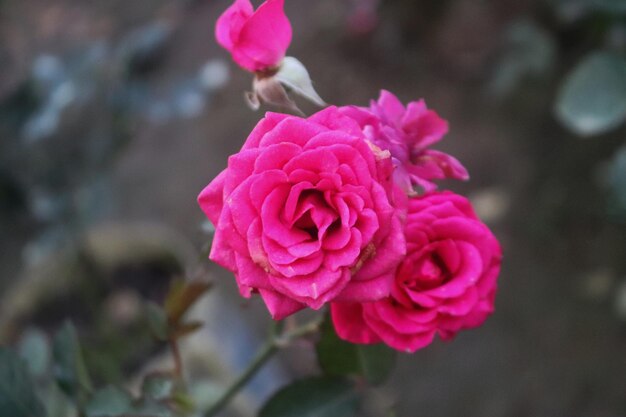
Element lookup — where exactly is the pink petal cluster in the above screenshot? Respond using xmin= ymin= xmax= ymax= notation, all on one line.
xmin=215 ymin=0 xmax=292 ymax=72
xmin=339 ymin=91 xmax=469 ymax=194
xmin=198 ymin=107 xmax=407 ymax=320
xmin=331 ymin=192 xmax=502 ymax=352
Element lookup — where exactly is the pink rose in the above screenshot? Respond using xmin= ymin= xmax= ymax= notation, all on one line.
xmin=215 ymin=0 xmax=292 ymax=72
xmin=339 ymin=90 xmax=469 ymax=194
xmin=198 ymin=107 xmax=407 ymax=320
xmin=331 ymin=191 xmax=501 ymax=352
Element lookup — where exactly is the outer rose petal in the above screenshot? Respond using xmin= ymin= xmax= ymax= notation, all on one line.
xmin=374 ymin=90 xmax=405 ymax=126
xmin=215 ymin=0 xmax=291 ymax=72
xmin=215 ymin=0 xmax=253 ymax=50
xmin=409 ymin=149 xmax=470 ymax=192
xmin=259 ymin=288 xmax=305 ymax=320
xmin=242 ymin=112 xmax=291 ymax=150
xmin=230 ymin=0 xmax=292 ymax=71
xmin=331 ymin=302 xmax=382 ymax=344
xmin=338 ymin=90 xmax=467 ymax=194
xmin=363 ymin=302 xmax=437 ymax=353
xmin=401 ymin=100 xmax=449 ymax=149
xmin=198 ymin=170 xmax=227 ymax=224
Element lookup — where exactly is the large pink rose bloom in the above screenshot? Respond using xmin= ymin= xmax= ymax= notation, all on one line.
xmin=215 ymin=0 xmax=292 ymax=72
xmin=339 ymin=91 xmax=469 ymax=194
xmin=331 ymin=192 xmax=501 ymax=352
xmin=198 ymin=107 xmax=407 ymax=320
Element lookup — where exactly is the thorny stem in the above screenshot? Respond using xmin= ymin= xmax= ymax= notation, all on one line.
xmin=203 ymin=317 xmax=323 ymax=417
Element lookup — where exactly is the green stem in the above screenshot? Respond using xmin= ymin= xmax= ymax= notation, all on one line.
xmin=204 ymin=340 xmax=277 ymax=417
xmin=203 ymin=318 xmax=322 ymax=417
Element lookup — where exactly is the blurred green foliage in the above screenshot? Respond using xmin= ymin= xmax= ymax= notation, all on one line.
xmin=259 ymin=376 xmax=359 ymax=417
xmin=556 ymin=52 xmax=626 ymax=136
xmin=0 ymin=280 xmax=211 ymax=417
xmin=0 ymin=348 xmax=45 ymax=417
xmin=316 ymin=315 xmax=396 ymax=386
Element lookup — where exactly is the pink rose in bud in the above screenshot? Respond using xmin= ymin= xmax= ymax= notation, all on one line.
xmin=339 ymin=90 xmax=469 ymax=194
xmin=331 ymin=191 xmax=501 ymax=353
xmin=198 ymin=107 xmax=407 ymax=320
xmin=215 ymin=0 xmax=292 ymax=72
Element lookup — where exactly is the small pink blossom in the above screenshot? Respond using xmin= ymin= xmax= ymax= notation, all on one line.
xmin=331 ymin=191 xmax=501 ymax=353
xmin=215 ymin=0 xmax=292 ymax=72
xmin=198 ymin=107 xmax=407 ymax=319
xmin=339 ymin=90 xmax=469 ymax=194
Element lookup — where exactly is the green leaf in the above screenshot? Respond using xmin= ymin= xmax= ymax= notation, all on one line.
xmin=43 ymin=384 xmax=77 ymax=417
xmin=52 ymin=321 xmax=93 ymax=398
xmin=550 ymin=0 xmax=626 ymax=16
xmin=259 ymin=376 xmax=359 ymax=417
xmin=146 ymin=302 xmax=169 ymax=341
xmin=489 ymin=20 xmax=556 ymax=96
xmin=131 ymin=398 xmax=173 ymax=417
xmin=187 ymin=380 xmax=223 ymax=410
xmin=556 ymin=51 xmax=626 ymax=137
xmin=316 ymin=317 xmax=396 ymax=385
xmin=0 ymin=347 xmax=46 ymax=417
xmin=141 ymin=372 xmax=175 ymax=401
xmin=85 ymin=386 xmax=133 ymax=417
xmin=589 ymin=0 xmax=626 ymax=13
xmin=17 ymin=328 xmax=50 ymax=378
xmin=171 ymin=391 xmax=195 ymax=414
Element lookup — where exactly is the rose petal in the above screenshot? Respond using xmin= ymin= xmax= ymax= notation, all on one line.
xmin=331 ymin=302 xmax=382 ymax=344
xmin=232 ymin=0 xmax=292 ymax=71
xmin=259 ymin=288 xmax=305 ymax=320
xmin=198 ymin=170 xmax=227 ymax=224
xmin=215 ymin=0 xmax=253 ymax=51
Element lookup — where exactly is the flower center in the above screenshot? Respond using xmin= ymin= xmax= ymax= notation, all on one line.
xmin=294 ymin=211 xmax=318 ymax=239
xmin=410 ymin=252 xmax=450 ymax=291
xmin=291 ymin=189 xmax=338 ymax=241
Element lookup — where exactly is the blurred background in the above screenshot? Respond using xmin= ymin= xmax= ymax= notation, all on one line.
xmin=1 ymin=0 xmax=625 ymax=416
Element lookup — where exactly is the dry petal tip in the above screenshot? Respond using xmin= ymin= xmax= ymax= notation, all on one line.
xmin=276 ymin=56 xmax=327 ymax=107
xmin=253 ymin=75 xmax=304 ymax=116
xmin=244 ymin=91 xmax=261 ymax=110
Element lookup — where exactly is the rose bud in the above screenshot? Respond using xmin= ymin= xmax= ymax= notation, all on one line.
xmin=215 ymin=0 xmax=291 ymax=73
xmin=215 ymin=0 xmax=325 ymax=113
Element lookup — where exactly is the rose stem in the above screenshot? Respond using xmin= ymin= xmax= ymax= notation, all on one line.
xmin=203 ymin=317 xmax=322 ymax=417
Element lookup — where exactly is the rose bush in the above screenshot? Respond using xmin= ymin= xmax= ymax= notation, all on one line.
xmin=339 ymin=90 xmax=469 ymax=194
xmin=331 ymin=191 xmax=502 ymax=352
xmin=215 ymin=0 xmax=291 ymax=72
xmin=198 ymin=107 xmax=407 ymax=319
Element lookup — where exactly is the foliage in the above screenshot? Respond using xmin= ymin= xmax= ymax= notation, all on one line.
xmin=0 ymin=348 xmax=46 ymax=417
xmin=556 ymin=52 xmax=626 ymax=137
xmin=316 ymin=316 xmax=396 ymax=386
xmin=1 ymin=280 xmax=212 ymax=417
xmin=146 ymin=279 xmax=211 ymax=343
xmin=52 ymin=321 xmax=93 ymax=401
xmin=259 ymin=376 xmax=359 ymax=417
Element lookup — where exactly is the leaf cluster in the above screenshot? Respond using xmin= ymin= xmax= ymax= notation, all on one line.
xmin=1 ymin=279 xmax=212 ymax=417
